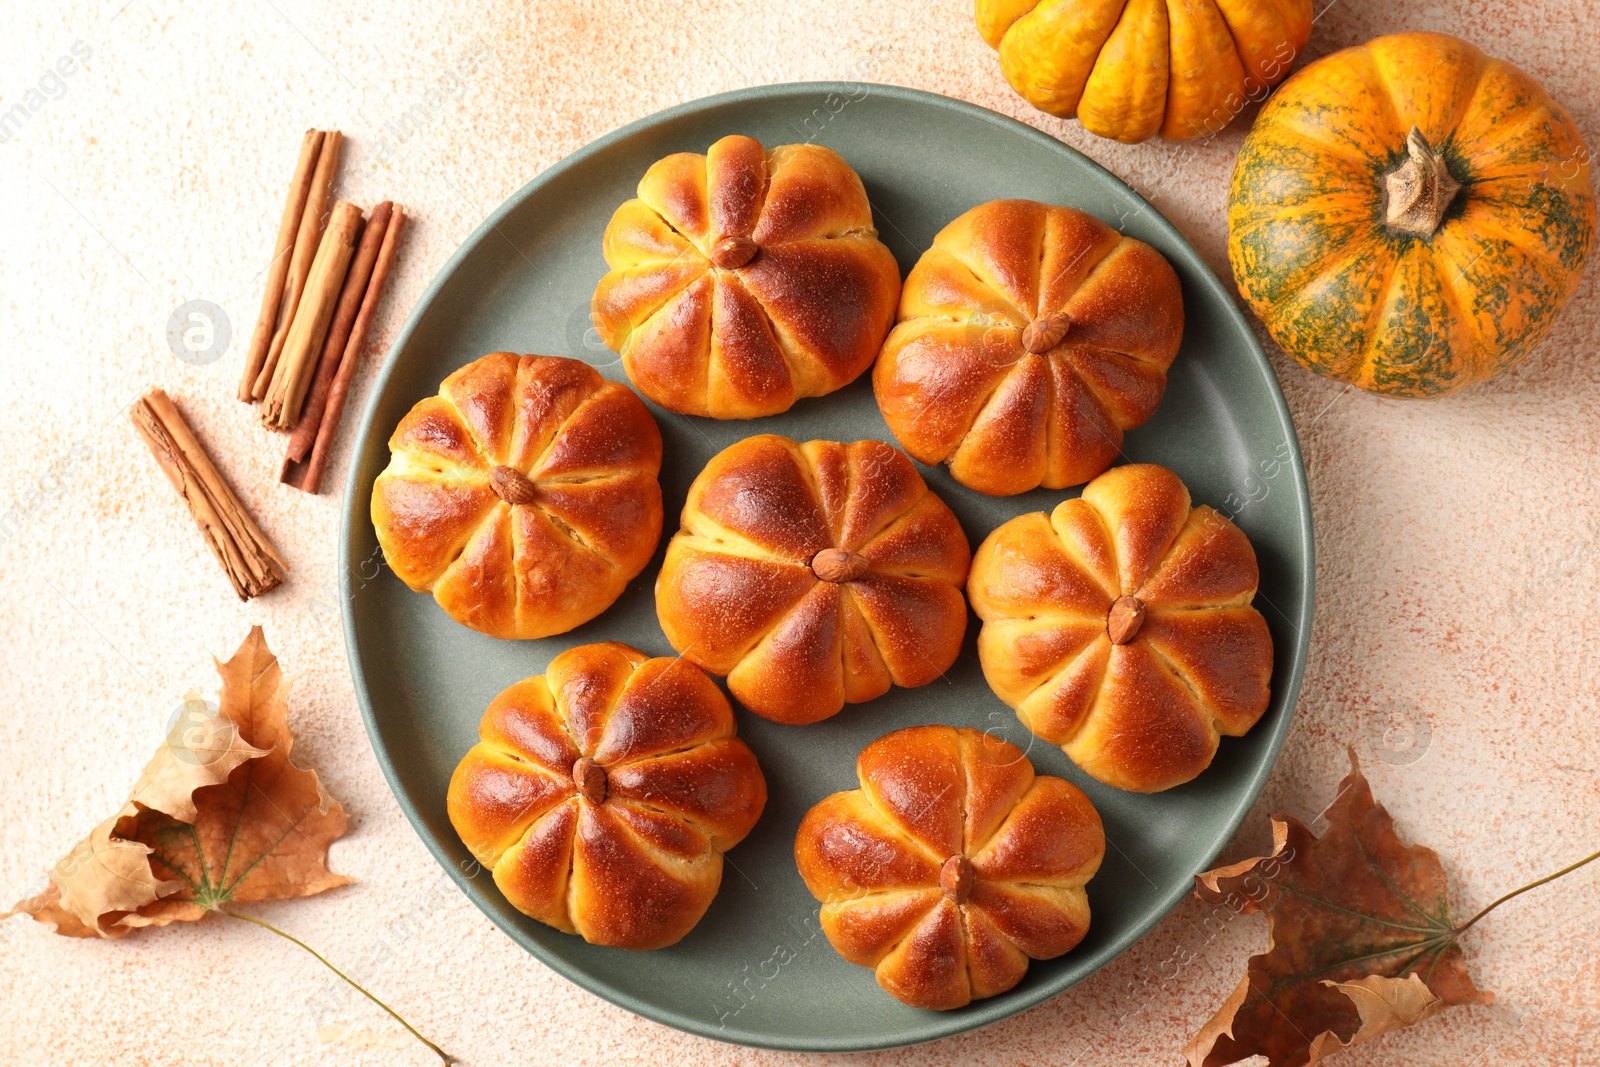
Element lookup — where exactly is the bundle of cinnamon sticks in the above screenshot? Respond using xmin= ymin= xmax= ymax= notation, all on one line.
xmin=237 ymin=128 xmax=405 ymax=494
xmin=132 ymin=390 xmax=288 ymax=600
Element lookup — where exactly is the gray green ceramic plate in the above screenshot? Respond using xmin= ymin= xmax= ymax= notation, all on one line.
xmin=340 ymin=83 xmax=1313 ymax=1052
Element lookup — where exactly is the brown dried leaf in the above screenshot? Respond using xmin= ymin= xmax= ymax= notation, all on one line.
xmin=6 ymin=628 xmax=348 ymax=937
xmin=1185 ymin=749 xmax=1491 ymax=1067
xmin=1327 ymin=973 xmax=1446 ymax=1042
xmin=8 ymin=821 xmax=182 ymax=938
xmin=132 ymin=693 xmax=272 ymax=822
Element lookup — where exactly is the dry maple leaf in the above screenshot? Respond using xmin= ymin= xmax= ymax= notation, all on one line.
xmin=7 ymin=626 xmax=347 ymax=936
xmin=5 ymin=630 xmax=449 ymax=1061
xmin=1186 ymin=748 xmax=1491 ymax=1067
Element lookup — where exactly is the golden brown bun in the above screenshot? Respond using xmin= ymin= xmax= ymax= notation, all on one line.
xmin=795 ymin=725 xmax=1104 ymax=1010
xmin=592 ymin=135 xmax=902 ymax=418
xmin=655 ymin=435 xmax=970 ymax=725
xmin=447 ymin=642 xmax=767 ymax=950
xmin=874 ymin=199 xmax=1184 ymax=495
xmin=968 ymin=464 xmax=1273 ymax=793
xmin=371 ymin=354 xmax=663 ymax=640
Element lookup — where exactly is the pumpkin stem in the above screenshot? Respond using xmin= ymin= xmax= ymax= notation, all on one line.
xmin=1384 ymin=126 xmax=1462 ymax=237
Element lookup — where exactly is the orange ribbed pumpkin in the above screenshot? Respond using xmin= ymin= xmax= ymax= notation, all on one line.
xmin=976 ymin=0 xmax=1312 ymax=143
xmin=1229 ymin=32 xmax=1596 ymax=397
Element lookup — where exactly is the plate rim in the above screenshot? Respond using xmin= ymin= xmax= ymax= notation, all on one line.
xmin=339 ymin=80 xmax=1315 ymax=1053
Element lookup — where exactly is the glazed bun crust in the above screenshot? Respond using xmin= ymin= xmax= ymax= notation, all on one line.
xmin=593 ymin=135 xmax=902 ymax=418
xmin=655 ymin=435 xmax=970 ymax=725
xmin=875 ymin=199 xmax=1184 ymax=495
xmin=372 ymin=353 xmax=663 ymax=640
xmin=795 ymin=725 xmax=1104 ymax=1009
xmin=447 ymin=642 xmax=767 ymax=950
xmin=968 ymin=463 xmax=1273 ymax=793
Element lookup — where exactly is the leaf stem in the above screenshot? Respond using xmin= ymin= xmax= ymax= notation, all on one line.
xmin=222 ymin=909 xmax=453 ymax=1064
xmin=1455 ymin=846 xmax=1600 ymax=935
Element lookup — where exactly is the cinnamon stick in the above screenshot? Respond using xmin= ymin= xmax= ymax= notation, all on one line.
xmin=253 ymin=129 xmax=342 ymax=401
xmin=131 ymin=389 xmax=287 ymax=600
xmin=262 ymin=199 xmax=362 ymax=429
xmin=239 ymin=129 xmax=322 ymax=403
xmin=283 ymin=204 xmax=406 ymax=495
xmin=285 ymin=200 xmax=393 ymax=464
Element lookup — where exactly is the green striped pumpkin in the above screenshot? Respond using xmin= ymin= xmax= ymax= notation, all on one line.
xmin=1228 ymin=31 xmax=1595 ymax=398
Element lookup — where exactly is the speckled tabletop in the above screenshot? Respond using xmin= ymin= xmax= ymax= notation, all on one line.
xmin=2 ymin=1 xmax=1596 ymax=1064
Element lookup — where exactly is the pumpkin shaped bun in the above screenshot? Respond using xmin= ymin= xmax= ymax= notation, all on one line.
xmin=591 ymin=135 xmax=902 ymax=418
xmin=371 ymin=353 xmax=663 ymax=640
xmin=448 ymin=642 xmax=767 ymax=950
xmin=655 ymin=435 xmax=971 ymax=725
xmin=976 ymin=0 xmax=1312 ymax=143
xmin=968 ymin=464 xmax=1273 ymax=793
xmin=795 ymin=726 xmax=1105 ymax=1010
xmin=874 ymin=200 xmax=1184 ymax=496
xmin=1229 ymin=32 xmax=1596 ymax=398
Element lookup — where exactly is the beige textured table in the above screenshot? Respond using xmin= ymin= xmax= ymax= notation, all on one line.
xmin=2 ymin=1 xmax=1596 ymax=1063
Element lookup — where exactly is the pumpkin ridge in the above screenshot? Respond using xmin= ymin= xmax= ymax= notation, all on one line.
xmin=745 ymin=145 xmax=779 ymax=240
xmin=1420 ymin=246 xmax=1493 ymax=383
xmin=1205 ymin=0 xmax=1252 ymax=100
xmin=596 ymin=796 xmax=715 ymax=867
xmin=609 ymin=794 xmax=715 ymax=846
xmin=1071 ymin=339 xmax=1170 ymax=371
xmin=1298 ymin=242 xmax=1400 ymax=391
xmin=679 ymin=506 xmax=792 ymax=563
xmin=1354 ymin=44 xmax=1427 ymax=149
xmin=1000 ymin=0 xmax=1126 ymax=120
xmin=1344 ymin=247 xmax=1418 ymax=392
xmin=1370 ymin=35 xmax=1489 ymax=149
xmin=678 ymin=559 xmax=814 ymax=669
xmin=1076 ymin=0 xmax=1170 ymax=144
xmin=395 ymin=443 xmax=508 ymax=598
xmin=848 ymin=534 xmax=958 ymax=694
xmin=533 ymin=501 xmax=621 ymax=569
xmin=856 ymin=485 xmax=936 ymax=556
xmin=1231 ymin=215 xmax=1382 ymax=310
xmin=1450 ymin=214 xmax=1570 ymax=279
xmin=1210 ymin=0 xmax=1306 ymax=91
xmin=1433 ymin=227 xmax=1567 ymax=383
xmin=1468 ymin=160 xmax=1587 ymax=187
xmin=473 ymin=745 xmax=574 ymax=856
xmin=705 ymin=275 xmax=779 ymax=415
xmin=1259 ymin=234 xmax=1396 ymax=341
xmin=728 ymin=581 xmax=837 ymax=690
xmin=1247 ymin=109 xmax=1385 ymax=170
xmin=781 ymin=438 xmax=831 ymax=534
xmin=1158 ymin=0 xmax=1249 ymax=140
xmin=1442 ymin=57 xmax=1547 ymax=174
xmin=607 ymin=197 xmax=701 ymax=267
